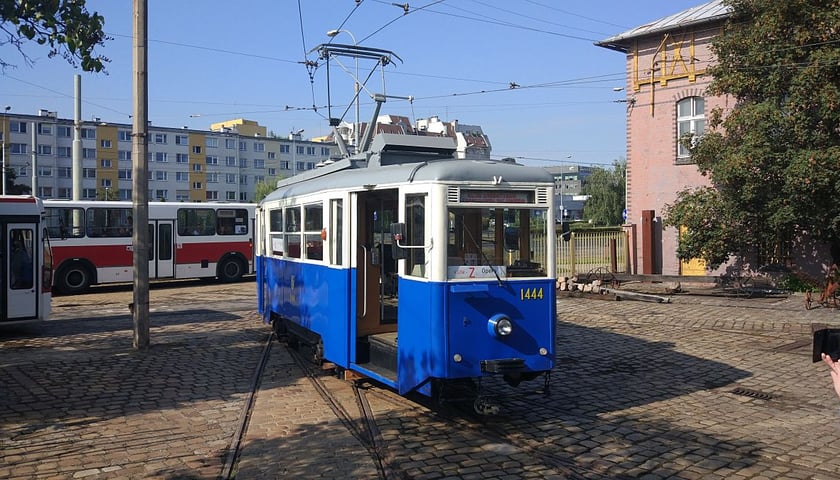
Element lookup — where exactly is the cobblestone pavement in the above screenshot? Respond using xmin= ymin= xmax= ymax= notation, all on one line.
xmin=2 ymin=281 xmax=840 ymax=479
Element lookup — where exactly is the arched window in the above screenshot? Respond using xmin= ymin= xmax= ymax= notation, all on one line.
xmin=676 ymin=96 xmax=705 ymax=159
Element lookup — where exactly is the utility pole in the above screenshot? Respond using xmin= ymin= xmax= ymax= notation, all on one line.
xmin=132 ymin=0 xmax=150 ymax=349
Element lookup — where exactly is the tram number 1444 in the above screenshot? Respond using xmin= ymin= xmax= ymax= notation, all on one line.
xmin=520 ymin=287 xmax=544 ymax=301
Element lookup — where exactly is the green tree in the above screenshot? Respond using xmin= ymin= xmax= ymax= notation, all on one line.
xmin=663 ymin=0 xmax=840 ymax=269
xmin=3 ymin=165 xmax=30 ymax=195
xmin=582 ymin=159 xmax=626 ymax=226
xmin=0 ymin=0 xmax=110 ymax=72
xmin=254 ymin=177 xmax=280 ymax=202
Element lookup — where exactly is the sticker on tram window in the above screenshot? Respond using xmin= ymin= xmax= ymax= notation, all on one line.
xmin=520 ymin=287 xmax=544 ymax=301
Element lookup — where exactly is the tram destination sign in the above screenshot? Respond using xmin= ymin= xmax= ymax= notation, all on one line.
xmin=460 ymin=190 xmax=533 ymax=204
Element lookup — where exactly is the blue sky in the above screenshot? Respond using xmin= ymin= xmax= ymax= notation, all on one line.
xmin=1 ymin=0 xmax=706 ymax=167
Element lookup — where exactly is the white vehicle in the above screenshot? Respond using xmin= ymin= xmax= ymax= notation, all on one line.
xmin=1 ymin=195 xmax=52 ymax=323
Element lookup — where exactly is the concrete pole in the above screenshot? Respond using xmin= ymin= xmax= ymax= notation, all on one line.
xmin=30 ymin=122 xmax=36 ymax=195
xmin=72 ymin=75 xmax=82 ymax=201
xmin=132 ymin=0 xmax=150 ymax=349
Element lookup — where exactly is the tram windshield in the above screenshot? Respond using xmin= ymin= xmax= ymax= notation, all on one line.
xmin=447 ymin=207 xmax=548 ymax=278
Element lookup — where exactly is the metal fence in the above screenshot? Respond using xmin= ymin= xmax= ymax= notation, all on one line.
xmin=532 ymin=228 xmax=629 ymax=278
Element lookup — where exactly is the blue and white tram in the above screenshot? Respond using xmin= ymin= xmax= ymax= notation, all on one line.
xmin=256 ymin=134 xmax=556 ymax=409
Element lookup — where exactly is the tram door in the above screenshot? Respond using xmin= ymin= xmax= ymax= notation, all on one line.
xmin=150 ymin=220 xmax=174 ymax=278
xmin=4 ymin=223 xmax=38 ymax=320
xmin=355 ymin=189 xmax=399 ymax=337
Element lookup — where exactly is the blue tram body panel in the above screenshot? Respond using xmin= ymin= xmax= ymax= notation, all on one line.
xmin=259 ymin=255 xmax=352 ymax=366
xmin=395 ymin=277 xmax=555 ymax=395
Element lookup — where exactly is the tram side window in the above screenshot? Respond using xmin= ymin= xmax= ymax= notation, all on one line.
xmin=268 ymin=209 xmax=284 ymax=256
xmin=178 ymin=208 xmax=216 ymax=236
xmin=330 ymin=199 xmax=343 ymax=265
xmin=216 ymin=208 xmax=248 ymax=235
xmin=86 ymin=207 xmax=133 ymax=237
xmin=304 ymin=203 xmax=323 ymax=261
xmin=10 ymin=228 xmax=34 ymax=290
xmin=45 ymin=207 xmax=85 ymax=238
xmin=285 ymin=206 xmax=301 ymax=258
xmin=405 ymin=194 xmax=427 ymax=278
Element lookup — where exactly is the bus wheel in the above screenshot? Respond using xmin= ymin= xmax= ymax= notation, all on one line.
xmin=218 ymin=257 xmax=245 ymax=282
xmin=56 ymin=263 xmax=92 ymax=295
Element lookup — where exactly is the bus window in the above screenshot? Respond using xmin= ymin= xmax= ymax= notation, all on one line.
xmin=178 ymin=208 xmax=216 ymax=236
xmin=330 ymin=200 xmax=342 ymax=265
xmin=10 ymin=229 xmax=34 ymax=290
xmin=86 ymin=207 xmax=132 ymax=237
xmin=46 ymin=207 xmax=85 ymax=239
xmin=217 ymin=208 xmax=248 ymax=235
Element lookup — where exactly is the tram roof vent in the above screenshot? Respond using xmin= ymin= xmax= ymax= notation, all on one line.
xmin=367 ymin=133 xmax=457 ymax=167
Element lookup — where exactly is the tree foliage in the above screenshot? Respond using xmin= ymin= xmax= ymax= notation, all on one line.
xmin=0 ymin=0 xmax=109 ymax=72
xmin=582 ymin=159 xmax=626 ymax=226
xmin=663 ymin=0 xmax=840 ymax=269
xmin=3 ymin=166 xmax=31 ymax=194
xmin=254 ymin=178 xmax=280 ymax=202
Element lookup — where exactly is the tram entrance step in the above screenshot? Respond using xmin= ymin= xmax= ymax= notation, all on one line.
xmin=369 ymin=332 xmax=398 ymax=372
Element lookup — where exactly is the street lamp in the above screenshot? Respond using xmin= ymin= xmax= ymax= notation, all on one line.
xmin=290 ymin=128 xmax=304 ymax=176
xmin=2 ymin=105 xmax=10 ymax=195
xmin=326 ymin=29 xmax=360 ymax=153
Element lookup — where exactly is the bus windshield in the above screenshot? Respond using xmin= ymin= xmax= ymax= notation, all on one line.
xmin=447 ymin=207 xmax=548 ymax=278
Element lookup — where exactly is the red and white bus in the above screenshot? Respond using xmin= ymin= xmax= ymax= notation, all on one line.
xmin=1 ymin=196 xmax=53 ymax=323
xmin=43 ymin=200 xmax=255 ymax=294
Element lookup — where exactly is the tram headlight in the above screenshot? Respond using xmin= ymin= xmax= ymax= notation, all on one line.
xmin=487 ymin=314 xmax=513 ymax=338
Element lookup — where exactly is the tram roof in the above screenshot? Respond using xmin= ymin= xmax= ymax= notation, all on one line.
xmin=262 ymin=134 xmax=554 ymax=202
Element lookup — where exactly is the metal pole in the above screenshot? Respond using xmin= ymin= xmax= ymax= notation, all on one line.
xmin=132 ymin=0 xmax=150 ymax=349
xmin=72 ymin=76 xmax=82 ymax=201
xmin=30 ymin=122 xmax=36 ymax=195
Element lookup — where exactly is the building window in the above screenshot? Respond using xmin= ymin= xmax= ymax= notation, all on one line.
xmin=207 ymin=172 xmax=218 ymax=183
xmin=118 ymin=150 xmax=131 ymax=161
xmin=321 ymin=147 xmax=331 ymax=156
xmin=100 ymin=139 xmax=112 ymax=148
xmin=38 ymin=166 xmax=53 ymax=176
xmin=268 ymin=168 xmax=276 ymax=176
xmin=155 ymin=171 xmax=168 ymax=181
xmin=58 ymin=125 xmax=72 ymax=137
xmin=306 ymin=146 xmax=316 ymax=155
xmin=176 ymin=153 xmax=189 ymax=163
xmin=192 ymin=163 xmax=202 ymax=172
xmin=254 ymin=159 xmax=265 ymax=169
xmin=280 ymin=145 xmax=290 ymax=154
xmin=100 ymin=159 xmax=112 ymax=168
xmin=37 ymin=144 xmax=52 ymax=155
xmin=226 ymin=191 xmax=236 ymax=200
xmin=254 ymin=142 xmax=265 ymax=152
xmin=176 ymin=172 xmax=189 ymax=182
xmin=154 ymin=133 xmax=167 ymax=144
xmin=83 ymin=188 xmax=97 ymax=199
xmin=155 ymin=189 xmax=169 ymax=200
xmin=57 ymin=167 xmax=72 ymax=178
xmin=240 ymin=192 xmax=247 ymax=201
xmin=676 ymin=96 xmax=705 ymax=160
xmin=119 ymin=130 xmax=131 ymax=141
xmin=296 ymin=161 xmax=305 ymax=172
xmin=176 ymin=191 xmax=190 ymax=202
xmin=81 ymin=127 xmax=95 ymax=139
xmin=267 ymin=151 xmax=276 ymax=160
xmin=206 ymin=137 xmax=219 ymax=148
xmin=205 ymin=155 xmax=218 ymax=165
xmin=57 ymin=146 xmax=72 ymax=158
xmin=11 ymin=143 xmax=28 ymax=154
xmin=38 ymin=186 xmax=54 ymax=197
xmin=155 ymin=152 xmax=168 ymax=162
xmin=58 ymin=187 xmax=72 ymax=198
xmin=206 ymin=190 xmax=219 ymax=200
xmin=101 ymin=178 xmax=112 ymax=188
xmin=239 ymin=158 xmax=248 ymax=168
xmin=10 ymin=121 xmax=27 ymax=133
xmin=225 ymin=156 xmax=236 ymax=166
xmin=37 ymin=123 xmax=53 ymax=135
xmin=192 ymin=182 xmax=203 ymax=189
xmin=280 ymin=161 xmax=289 ymax=170
xmin=226 ymin=173 xmax=236 ymax=184
xmin=175 ymin=134 xmax=188 ymax=145
xmin=118 ymin=169 xmax=132 ymax=180
xmin=119 ymin=189 xmax=132 ymax=200
xmin=82 ymin=147 xmax=96 ymax=158
xmin=83 ymin=168 xmax=96 ymax=178
xmin=239 ymin=175 xmax=248 ymax=185
xmin=225 ymin=138 xmax=236 ymax=149
xmin=239 ymin=141 xmax=247 ymax=151
xmin=192 ymin=145 xmax=202 ymax=154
